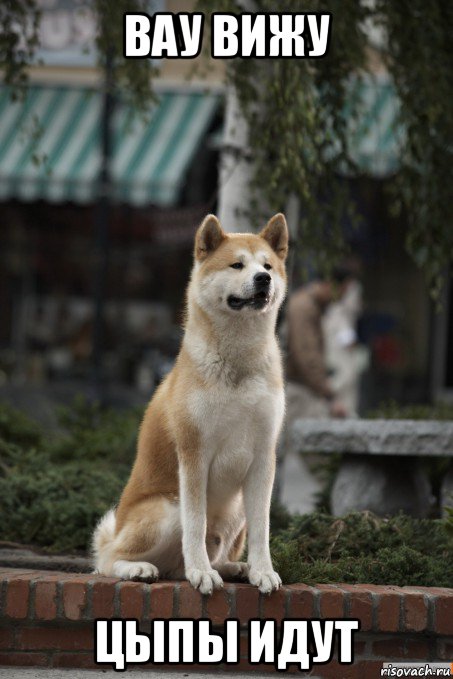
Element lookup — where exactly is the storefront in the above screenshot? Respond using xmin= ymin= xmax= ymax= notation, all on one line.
xmin=0 ymin=83 xmax=222 ymax=389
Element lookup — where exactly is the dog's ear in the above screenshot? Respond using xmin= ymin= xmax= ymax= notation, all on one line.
xmin=195 ymin=214 xmax=226 ymax=261
xmin=259 ymin=213 xmax=289 ymax=260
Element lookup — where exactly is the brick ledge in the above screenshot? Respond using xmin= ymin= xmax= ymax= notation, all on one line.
xmin=1 ymin=568 xmax=452 ymax=675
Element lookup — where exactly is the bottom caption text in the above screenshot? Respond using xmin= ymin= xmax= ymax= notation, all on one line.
xmin=95 ymin=617 xmax=360 ymax=671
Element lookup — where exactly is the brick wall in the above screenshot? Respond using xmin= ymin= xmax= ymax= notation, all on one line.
xmin=0 ymin=568 xmax=452 ymax=677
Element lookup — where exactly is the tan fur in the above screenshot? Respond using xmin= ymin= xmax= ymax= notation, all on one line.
xmin=93 ymin=213 xmax=289 ymax=594
xmin=228 ymin=525 xmax=247 ymax=562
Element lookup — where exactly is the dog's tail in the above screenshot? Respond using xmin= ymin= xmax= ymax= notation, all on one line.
xmin=91 ymin=508 xmax=116 ymax=574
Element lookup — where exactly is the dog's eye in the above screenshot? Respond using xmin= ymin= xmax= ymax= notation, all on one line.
xmin=230 ymin=262 xmax=244 ymax=270
xmin=264 ymin=263 xmax=272 ymax=271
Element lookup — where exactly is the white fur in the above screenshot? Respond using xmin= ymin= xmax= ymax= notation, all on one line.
xmin=93 ymin=500 xmax=185 ymax=580
xmin=113 ymin=560 xmax=159 ymax=581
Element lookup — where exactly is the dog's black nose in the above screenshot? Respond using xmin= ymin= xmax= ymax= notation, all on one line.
xmin=254 ymin=272 xmax=271 ymax=288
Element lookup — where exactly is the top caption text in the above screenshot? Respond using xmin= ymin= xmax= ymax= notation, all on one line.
xmin=124 ymin=12 xmax=332 ymax=59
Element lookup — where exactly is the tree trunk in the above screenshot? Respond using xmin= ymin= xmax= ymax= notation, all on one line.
xmin=217 ymin=84 xmax=255 ymax=233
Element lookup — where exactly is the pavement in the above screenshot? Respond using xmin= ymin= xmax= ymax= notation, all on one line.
xmin=0 ymin=670 xmax=299 ymax=678
xmin=0 ymin=546 xmax=91 ymax=572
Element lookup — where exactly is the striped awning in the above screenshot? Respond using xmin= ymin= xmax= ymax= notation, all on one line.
xmin=0 ymin=86 xmax=220 ymax=206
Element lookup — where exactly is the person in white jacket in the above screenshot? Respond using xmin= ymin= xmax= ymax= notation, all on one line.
xmin=323 ymin=279 xmax=369 ymax=417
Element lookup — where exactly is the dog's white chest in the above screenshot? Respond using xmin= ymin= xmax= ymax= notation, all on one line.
xmin=188 ymin=377 xmax=284 ymax=503
xmin=189 ymin=375 xmax=279 ymax=439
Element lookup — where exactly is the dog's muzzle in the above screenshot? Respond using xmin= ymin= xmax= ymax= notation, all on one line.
xmin=227 ymin=273 xmax=272 ymax=310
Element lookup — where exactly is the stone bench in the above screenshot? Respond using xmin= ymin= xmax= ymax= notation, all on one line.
xmin=291 ymin=419 xmax=453 ymax=517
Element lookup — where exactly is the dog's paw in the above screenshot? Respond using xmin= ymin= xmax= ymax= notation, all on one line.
xmin=217 ymin=561 xmax=249 ymax=580
xmin=113 ymin=560 xmax=159 ymax=582
xmin=248 ymin=567 xmax=282 ymax=594
xmin=186 ymin=568 xmax=223 ymax=595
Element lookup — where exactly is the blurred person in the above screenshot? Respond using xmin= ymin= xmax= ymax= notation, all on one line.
xmin=274 ymin=269 xmax=353 ymax=508
xmin=323 ymin=279 xmax=369 ymax=416
xmin=285 ymin=269 xmax=353 ymax=423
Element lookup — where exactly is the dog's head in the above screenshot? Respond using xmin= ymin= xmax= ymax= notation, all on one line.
xmin=191 ymin=213 xmax=288 ymax=317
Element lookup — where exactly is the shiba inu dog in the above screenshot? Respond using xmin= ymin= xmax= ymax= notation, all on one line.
xmin=93 ymin=213 xmax=288 ymax=595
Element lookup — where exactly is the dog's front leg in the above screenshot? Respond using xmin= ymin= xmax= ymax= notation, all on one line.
xmin=243 ymin=448 xmax=282 ymax=594
xmin=179 ymin=460 xmax=223 ymax=595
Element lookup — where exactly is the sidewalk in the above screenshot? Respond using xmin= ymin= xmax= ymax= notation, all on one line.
xmin=0 ymin=670 xmax=288 ymax=678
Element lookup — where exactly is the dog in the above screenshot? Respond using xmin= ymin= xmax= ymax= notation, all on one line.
xmin=92 ymin=212 xmax=288 ymax=594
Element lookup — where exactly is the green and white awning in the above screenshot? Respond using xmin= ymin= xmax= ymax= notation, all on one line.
xmin=0 ymin=76 xmax=402 ymax=206
xmin=0 ymin=86 xmax=220 ymax=206
xmin=345 ymin=74 xmax=403 ymax=177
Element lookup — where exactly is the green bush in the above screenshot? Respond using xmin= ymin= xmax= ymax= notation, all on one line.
xmin=367 ymin=400 xmax=453 ymax=421
xmin=270 ymin=511 xmax=453 ymax=587
xmin=0 ymin=402 xmax=43 ymax=448
xmin=49 ymin=396 xmax=139 ymax=464
xmin=0 ymin=442 xmax=125 ymax=552
xmin=0 ymin=399 xmax=140 ymax=552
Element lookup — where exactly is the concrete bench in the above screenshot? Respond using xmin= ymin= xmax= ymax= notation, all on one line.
xmin=291 ymin=419 xmax=453 ymax=517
